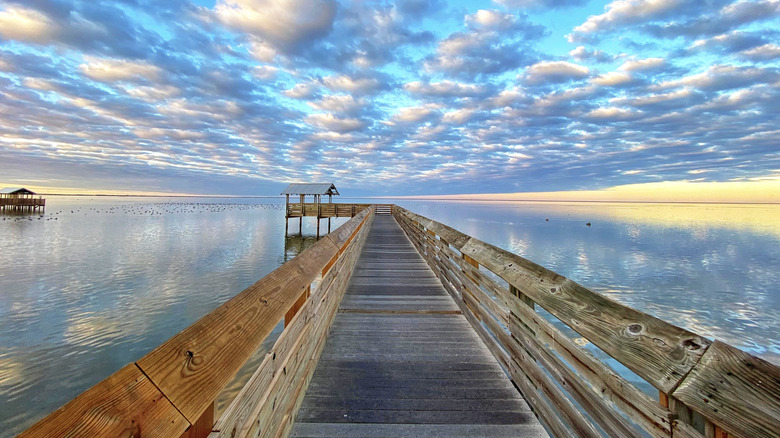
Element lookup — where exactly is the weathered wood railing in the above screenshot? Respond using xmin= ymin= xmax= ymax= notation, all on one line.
xmin=393 ymin=206 xmax=779 ymax=438
xmin=0 ymin=197 xmax=45 ymax=212
xmin=19 ymin=206 xmax=375 ymax=438
xmin=285 ymin=203 xmax=371 ymax=218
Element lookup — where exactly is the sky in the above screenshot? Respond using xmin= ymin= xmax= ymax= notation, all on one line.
xmin=0 ymin=0 xmax=779 ymax=199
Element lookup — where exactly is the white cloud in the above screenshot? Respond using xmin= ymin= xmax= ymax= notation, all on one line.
xmin=488 ymin=89 xmax=527 ymax=108
xmin=322 ymin=75 xmax=381 ymax=95
xmin=390 ymin=104 xmax=441 ymax=124
xmin=126 ymin=85 xmax=181 ymax=101
xmin=465 ymin=10 xmax=517 ymax=30
xmin=404 ymin=80 xmax=486 ymax=97
xmin=740 ymin=43 xmax=780 ymax=61
xmin=305 ymin=113 xmax=365 ymax=133
xmin=79 ymin=57 xmax=163 ymax=83
xmin=569 ymin=0 xmax=680 ymax=40
xmin=0 ymin=6 xmax=58 ymax=43
xmin=443 ymin=108 xmax=476 ymax=124
xmin=252 ymin=65 xmax=279 ymax=80
xmin=619 ymin=57 xmax=665 ymax=72
xmin=592 ymin=72 xmax=633 ymax=86
xmin=308 ymin=94 xmax=363 ymax=115
xmin=215 ymin=0 xmax=337 ymax=52
xmin=284 ymin=82 xmax=319 ymax=99
xmin=585 ymin=107 xmax=641 ymax=120
xmin=655 ymin=65 xmax=778 ymax=91
xmin=524 ymin=61 xmax=589 ymax=84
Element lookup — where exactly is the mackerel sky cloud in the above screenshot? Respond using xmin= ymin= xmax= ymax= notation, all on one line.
xmin=0 ymin=0 xmax=778 ymax=196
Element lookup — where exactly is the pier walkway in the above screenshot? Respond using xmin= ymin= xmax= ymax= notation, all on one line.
xmin=290 ymin=215 xmax=546 ymax=437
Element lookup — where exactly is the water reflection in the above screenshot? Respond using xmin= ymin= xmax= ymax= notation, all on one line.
xmin=283 ymin=234 xmax=321 ymax=263
xmin=1 ymin=197 xmax=778 ymax=435
xmin=396 ymin=200 xmax=779 ymax=365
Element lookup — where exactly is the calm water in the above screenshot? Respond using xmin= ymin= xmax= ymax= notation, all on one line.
xmin=1 ymin=197 xmax=778 ymax=435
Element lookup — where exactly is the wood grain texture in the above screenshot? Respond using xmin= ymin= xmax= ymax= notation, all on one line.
xmin=291 ymin=215 xmax=547 ymax=438
xmin=393 ymin=206 xmax=711 ymax=438
xmin=671 ymin=341 xmax=780 ymax=438
xmin=394 ymin=206 xmax=710 ymax=394
xmin=19 ymin=210 xmax=375 ymax=437
xmin=210 ymin=209 xmax=373 ymax=438
xmin=137 ymin=235 xmax=340 ymax=423
xmin=18 ymin=364 xmax=188 ymax=438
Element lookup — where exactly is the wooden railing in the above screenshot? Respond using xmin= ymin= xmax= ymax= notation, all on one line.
xmin=393 ymin=206 xmax=779 ymax=438
xmin=285 ymin=203 xmax=371 ymax=218
xmin=20 ymin=207 xmax=375 ymax=438
xmin=0 ymin=197 xmax=45 ymax=210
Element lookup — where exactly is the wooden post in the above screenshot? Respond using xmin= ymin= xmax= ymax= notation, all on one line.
xmin=285 ymin=286 xmax=310 ymax=327
xmin=510 ymin=285 xmax=535 ymax=309
xmin=180 ymin=401 xmax=214 ymax=438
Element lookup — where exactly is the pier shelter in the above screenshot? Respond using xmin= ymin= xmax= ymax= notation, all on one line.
xmin=281 ymin=182 xmax=370 ymax=236
xmin=0 ymin=187 xmax=45 ymax=214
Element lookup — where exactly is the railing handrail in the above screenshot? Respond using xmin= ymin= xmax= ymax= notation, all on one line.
xmin=20 ymin=207 xmax=374 ymax=437
xmin=393 ymin=206 xmax=779 ymax=438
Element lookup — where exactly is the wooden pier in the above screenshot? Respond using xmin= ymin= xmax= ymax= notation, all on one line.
xmin=0 ymin=187 xmax=45 ymax=214
xmin=19 ymin=205 xmax=780 ymax=438
xmin=281 ymin=182 xmax=379 ymax=236
xmin=290 ymin=215 xmax=546 ymax=437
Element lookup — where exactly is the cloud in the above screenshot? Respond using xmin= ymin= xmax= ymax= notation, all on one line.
xmin=424 ymin=9 xmax=546 ymax=79
xmin=79 ymin=57 xmax=163 ymax=83
xmin=524 ymin=61 xmax=590 ymax=84
xmin=655 ymin=65 xmax=780 ymax=92
xmin=0 ymin=0 xmax=778 ymax=197
xmin=404 ymin=80 xmax=489 ymax=98
xmin=570 ymin=0 xmax=780 ymax=42
xmin=619 ymin=57 xmax=665 ymax=72
xmin=322 ymin=74 xmax=385 ymax=95
xmin=305 ymin=113 xmax=366 ymax=133
xmin=569 ymin=46 xmax=615 ymax=63
xmin=739 ymin=43 xmax=780 ymax=61
xmin=215 ymin=0 xmax=337 ymax=53
xmin=571 ymin=0 xmax=685 ymax=39
xmin=591 ymin=72 xmax=633 ymax=86
xmin=308 ymin=94 xmax=364 ymax=116
xmin=493 ymin=0 xmax=590 ymax=8
xmin=389 ymin=104 xmax=441 ymax=124
xmin=0 ymin=5 xmax=58 ymax=43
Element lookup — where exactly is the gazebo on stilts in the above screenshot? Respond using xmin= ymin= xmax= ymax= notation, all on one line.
xmin=281 ymin=183 xmax=370 ymax=237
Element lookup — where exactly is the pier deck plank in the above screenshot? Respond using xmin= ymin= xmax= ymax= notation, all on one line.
xmin=291 ymin=215 xmax=547 ymax=437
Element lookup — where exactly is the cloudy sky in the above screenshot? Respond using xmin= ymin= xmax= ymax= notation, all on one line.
xmin=0 ymin=0 xmax=779 ymax=197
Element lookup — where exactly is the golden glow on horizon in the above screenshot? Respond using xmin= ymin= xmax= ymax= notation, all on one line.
xmin=0 ymin=183 xmax=195 ymax=197
xmin=414 ymin=179 xmax=780 ymax=204
xmin=3 ymin=178 xmax=780 ymax=202
xmin=527 ymin=202 xmax=780 ymax=241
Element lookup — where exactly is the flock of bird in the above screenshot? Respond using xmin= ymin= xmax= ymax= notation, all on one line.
xmin=1 ymin=202 xmax=284 ymax=222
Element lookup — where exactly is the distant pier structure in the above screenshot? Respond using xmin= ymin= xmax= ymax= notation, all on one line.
xmin=281 ymin=182 xmax=370 ymax=236
xmin=0 ymin=187 xmax=45 ymax=214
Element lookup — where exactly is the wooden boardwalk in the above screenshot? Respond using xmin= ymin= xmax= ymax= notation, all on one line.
xmin=291 ymin=215 xmax=547 ymax=437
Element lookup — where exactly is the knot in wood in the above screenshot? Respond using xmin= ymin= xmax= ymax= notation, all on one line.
xmin=682 ymin=338 xmax=701 ymax=350
xmin=628 ymin=323 xmax=643 ymax=334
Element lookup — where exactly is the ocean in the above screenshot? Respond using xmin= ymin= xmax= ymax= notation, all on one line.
xmin=1 ymin=196 xmax=778 ymax=435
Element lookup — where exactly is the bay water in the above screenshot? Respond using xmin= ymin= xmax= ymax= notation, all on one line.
xmin=1 ymin=197 xmax=777 ymax=435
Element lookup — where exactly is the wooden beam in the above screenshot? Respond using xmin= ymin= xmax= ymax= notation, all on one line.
xmin=18 ymin=364 xmax=189 ymax=437
xmin=180 ymin=401 xmax=215 ymax=438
